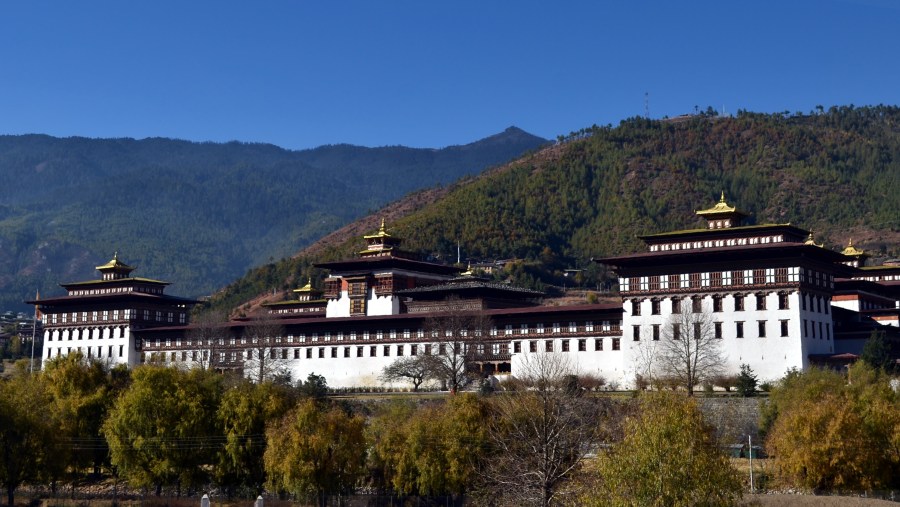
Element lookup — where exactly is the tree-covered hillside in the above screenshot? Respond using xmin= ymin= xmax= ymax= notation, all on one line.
xmin=0 ymin=127 xmax=547 ymax=311
xmin=211 ymin=106 xmax=900 ymax=313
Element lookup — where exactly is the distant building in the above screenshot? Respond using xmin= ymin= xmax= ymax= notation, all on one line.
xmin=29 ymin=197 xmax=900 ymax=388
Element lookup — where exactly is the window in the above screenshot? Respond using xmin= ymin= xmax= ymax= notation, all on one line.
xmin=652 ymin=324 xmax=660 ymax=341
xmin=732 ymin=270 xmax=745 ymax=285
xmin=410 ymin=344 xmax=417 ymax=356
xmin=671 ymin=298 xmax=681 ymax=314
xmin=553 ymin=322 xmax=562 ymax=333
xmin=594 ymin=338 xmax=603 ymax=351
xmin=424 ymin=344 xmax=432 ymax=355
xmin=295 ymin=349 xmax=301 ymax=359
xmin=545 ymin=340 xmax=553 ymax=352
xmin=689 ymin=272 xmax=700 ymax=288
xmin=736 ymin=322 xmax=744 ymax=339
xmin=778 ymin=293 xmax=789 ymax=310
xmin=780 ymin=320 xmax=789 ymax=337
xmin=673 ymin=324 xmax=681 ymax=340
xmin=319 ymin=348 xmax=325 ymax=358
xmin=561 ymin=340 xmax=570 ymax=352
xmin=649 ymin=275 xmax=660 ymax=290
xmin=306 ymin=348 xmax=313 ymax=359
xmin=529 ymin=341 xmax=537 ymax=353
xmin=734 ymin=294 xmax=745 ymax=311
xmin=513 ymin=341 xmax=521 ymax=353
xmin=370 ymin=345 xmax=377 ymax=357
xmin=344 ymin=347 xmax=351 ymax=358
xmin=758 ymin=321 xmax=767 ymax=338
xmin=578 ymin=339 xmax=586 ymax=351
xmin=692 ymin=297 xmax=702 ymax=313
xmin=384 ymin=345 xmax=391 ymax=356
xmin=651 ymin=299 xmax=661 ymax=315
xmin=775 ymin=267 xmax=788 ymax=283
xmin=693 ymin=323 xmax=701 ymax=340
xmin=397 ymin=345 xmax=404 ymax=356
xmin=631 ymin=300 xmax=641 ymax=316
xmin=349 ymin=281 xmax=366 ymax=297
xmin=711 ymin=271 xmax=723 ymax=287
xmin=753 ymin=269 xmax=765 ymax=285
xmin=712 ymin=295 xmax=723 ymax=312
xmin=633 ymin=326 xmax=641 ymax=341
xmin=612 ymin=338 xmax=620 ymax=351
xmin=756 ymin=293 xmax=767 ymax=311
xmin=350 ymin=299 xmax=366 ymax=315
xmin=714 ymin=322 xmax=722 ymax=339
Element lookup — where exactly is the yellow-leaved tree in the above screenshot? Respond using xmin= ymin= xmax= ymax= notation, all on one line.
xmin=765 ymin=362 xmax=900 ymax=490
xmin=585 ymin=391 xmax=742 ymax=507
xmin=264 ymin=399 xmax=366 ymax=507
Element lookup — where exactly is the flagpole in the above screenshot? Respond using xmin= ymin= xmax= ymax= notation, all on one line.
xmin=30 ymin=290 xmax=39 ymax=374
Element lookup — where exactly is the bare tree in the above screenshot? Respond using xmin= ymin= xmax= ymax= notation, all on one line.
xmin=424 ymin=311 xmax=491 ymax=394
xmin=379 ymin=355 xmax=440 ymax=391
xmin=187 ymin=310 xmax=229 ymax=370
xmin=241 ymin=314 xmax=289 ymax=384
xmin=481 ymin=353 xmax=604 ymax=507
xmin=631 ymin=326 xmax=662 ymax=390
xmin=658 ymin=308 xmax=725 ymax=396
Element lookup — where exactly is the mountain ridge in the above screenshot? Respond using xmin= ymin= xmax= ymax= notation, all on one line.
xmin=0 ymin=128 xmax=548 ymax=312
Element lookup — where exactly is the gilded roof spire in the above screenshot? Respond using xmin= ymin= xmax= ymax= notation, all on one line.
xmin=842 ymin=238 xmax=865 ymax=257
xmin=804 ymin=232 xmax=823 ymax=248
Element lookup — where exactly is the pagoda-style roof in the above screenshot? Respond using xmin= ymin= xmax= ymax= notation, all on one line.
xmin=598 ymin=242 xmax=857 ymax=274
xmin=360 ymin=218 xmax=403 ymax=256
xmin=396 ymin=278 xmax=544 ymax=300
xmin=96 ymin=252 xmax=137 ymax=280
xmin=841 ymin=239 xmax=866 ymax=257
xmin=25 ymin=291 xmax=198 ymax=307
xmin=315 ymin=255 xmax=462 ymax=276
xmin=638 ymin=223 xmax=810 ymax=244
xmin=61 ymin=277 xmax=171 ymax=289
xmin=694 ymin=192 xmax=750 ymax=227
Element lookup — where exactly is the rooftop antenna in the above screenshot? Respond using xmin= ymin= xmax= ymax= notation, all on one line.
xmin=644 ymin=92 xmax=650 ymax=119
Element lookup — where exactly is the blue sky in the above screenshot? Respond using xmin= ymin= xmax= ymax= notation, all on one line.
xmin=1 ymin=0 xmax=898 ymax=150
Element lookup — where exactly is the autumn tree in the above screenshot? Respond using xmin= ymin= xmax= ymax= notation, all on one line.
xmin=424 ymin=310 xmax=492 ymax=393
xmin=658 ymin=307 xmax=725 ymax=396
xmin=366 ymin=394 xmax=488 ymax=498
xmin=482 ymin=354 xmax=603 ymax=507
xmin=242 ymin=314 xmax=290 ymax=384
xmin=765 ymin=362 xmax=900 ymax=490
xmin=264 ymin=399 xmax=366 ymax=506
xmin=585 ymin=391 xmax=742 ymax=507
xmin=103 ymin=366 xmax=223 ymax=495
xmin=43 ymin=352 xmax=121 ymax=483
xmin=0 ymin=370 xmax=62 ymax=506
xmin=215 ymin=380 xmax=295 ymax=498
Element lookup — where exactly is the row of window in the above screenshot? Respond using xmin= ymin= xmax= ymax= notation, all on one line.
xmin=147 ymin=337 xmax=625 ymax=364
xmin=151 ymin=320 xmax=621 ymax=349
xmin=47 ymin=326 xmax=128 ymax=341
xmin=631 ymin=293 xmax=831 ymax=316
xmin=629 ymin=319 xmax=831 ymax=340
xmin=648 ymin=234 xmax=785 ymax=252
xmin=48 ymin=344 xmax=125 ymax=359
xmin=512 ymin=338 xmax=621 ymax=353
xmin=49 ymin=309 xmax=186 ymax=325
xmin=68 ymin=285 xmax=164 ymax=296
xmin=623 ymin=267 xmax=833 ymax=293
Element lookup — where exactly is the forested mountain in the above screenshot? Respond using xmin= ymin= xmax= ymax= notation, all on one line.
xmin=211 ymin=106 xmax=900 ymax=313
xmin=0 ymin=127 xmax=547 ymax=311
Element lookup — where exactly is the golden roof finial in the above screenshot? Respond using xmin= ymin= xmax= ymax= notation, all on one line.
xmin=804 ymin=232 xmax=823 ymax=248
xmin=720 ymin=191 xmax=726 ymax=203
xmin=379 ymin=217 xmax=386 ymax=234
xmin=842 ymin=238 xmax=865 ymax=257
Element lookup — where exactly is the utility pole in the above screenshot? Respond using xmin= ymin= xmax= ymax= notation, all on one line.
xmin=748 ymin=434 xmax=754 ymax=492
